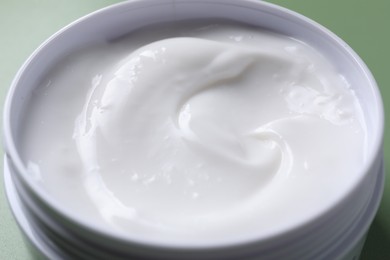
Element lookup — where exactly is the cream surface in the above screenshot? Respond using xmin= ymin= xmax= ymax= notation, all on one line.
xmin=21 ymin=22 xmax=367 ymax=244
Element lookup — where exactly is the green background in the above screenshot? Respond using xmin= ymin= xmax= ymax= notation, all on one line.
xmin=1 ymin=1 xmax=389 ymax=259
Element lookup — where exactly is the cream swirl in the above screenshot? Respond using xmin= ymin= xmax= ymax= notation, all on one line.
xmin=72 ymin=37 xmax=362 ymax=231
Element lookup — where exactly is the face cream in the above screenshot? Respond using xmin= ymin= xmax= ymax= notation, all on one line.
xmin=4 ymin=1 xmax=384 ymax=259
xmin=19 ymin=21 xmax=367 ymax=244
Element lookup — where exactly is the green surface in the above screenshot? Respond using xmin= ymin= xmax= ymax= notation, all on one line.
xmin=0 ymin=1 xmax=389 ymax=259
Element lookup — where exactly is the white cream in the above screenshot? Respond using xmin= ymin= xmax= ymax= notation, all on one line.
xmin=20 ymin=22 xmax=366 ymax=244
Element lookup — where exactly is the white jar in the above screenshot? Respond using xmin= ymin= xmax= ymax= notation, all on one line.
xmin=3 ymin=1 xmax=384 ymax=259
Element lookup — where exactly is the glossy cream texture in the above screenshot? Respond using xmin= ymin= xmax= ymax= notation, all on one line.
xmin=21 ymin=22 xmax=367 ymax=244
